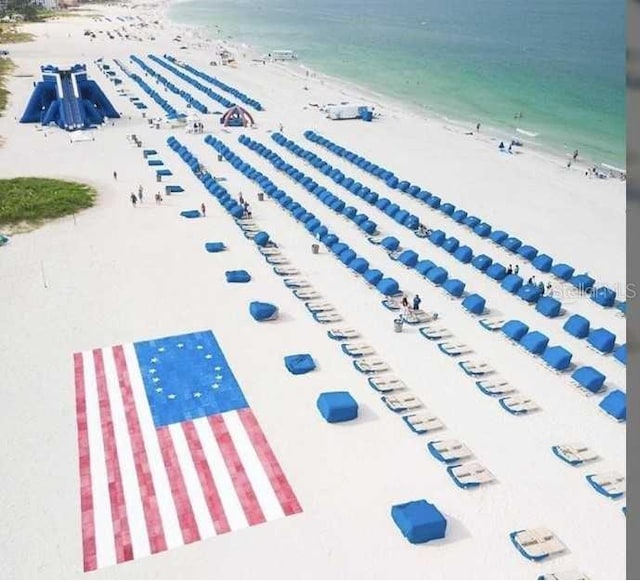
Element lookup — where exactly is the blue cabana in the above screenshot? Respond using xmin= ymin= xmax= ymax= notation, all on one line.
xmin=518 ymin=284 xmax=542 ymax=303
xmin=454 ymin=246 xmax=473 ymax=263
xmin=551 ymin=263 xmax=575 ymax=280
xmin=536 ymin=296 xmax=561 ymax=318
xmin=464 ymin=216 xmax=480 ymax=228
xmin=377 ymin=278 xmax=400 ymax=296
xmin=339 ymin=248 xmax=357 ymax=265
xmin=391 ymin=500 xmax=447 ymax=544
xmin=204 ymin=242 xmax=226 ymax=253
xmin=489 ymin=230 xmax=508 ymax=244
xmin=542 ymin=346 xmax=572 ymax=371
xmin=426 ymin=267 xmax=448 ymax=285
xmin=415 ymin=260 xmax=436 ymax=276
xmin=429 ymin=230 xmax=446 ymax=246
xmin=249 ymin=301 xmax=278 ymax=321
xmin=474 ymin=223 xmax=491 ymax=237
xmin=254 ymin=231 xmax=270 ymax=247
xmin=532 ymin=254 xmax=553 ymax=272
xmin=501 ymin=320 xmax=529 ymax=341
xmin=569 ymin=273 xmax=595 ymax=292
xmin=502 ymin=237 xmax=522 ymax=252
xmin=442 ymin=237 xmax=459 ymax=253
xmin=563 ymin=314 xmax=590 ymax=338
xmin=486 ymin=263 xmax=507 ymax=281
xmin=462 ymin=293 xmax=485 ymax=315
xmin=440 ymin=203 xmax=455 ymax=216
xmin=517 ymin=245 xmax=538 ymax=261
xmin=591 ymin=287 xmax=616 ymax=307
xmin=225 ymin=270 xmax=251 ymax=283
xmin=442 ymin=279 xmax=465 ymax=298
xmin=284 ymin=353 xmax=316 ymax=375
xmin=398 ymin=250 xmax=419 ymax=268
xmin=381 ymin=236 xmax=400 ymax=251
xmin=614 ymin=344 xmax=627 ymax=365
xmin=520 ymin=331 xmax=549 ymax=355
xmin=349 ymin=257 xmax=369 ymax=273
xmin=364 ymin=269 xmax=384 ymax=286
xmin=452 ymin=209 xmax=468 ymax=223
xmin=471 ymin=254 xmax=492 ymax=272
xmin=331 ymin=242 xmax=348 ymax=255
xmin=587 ymin=328 xmax=616 ymax=354
xmin=571 ymin=366 xmax=605 ymax=393
xmin=501 ymin=274 xmax=523 ymax=294
xmin=599 ymin=390 xmax=626 ymax=421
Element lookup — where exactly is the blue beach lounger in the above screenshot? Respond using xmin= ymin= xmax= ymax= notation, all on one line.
xmin=446 ymin=462 xmax=495 ymax=489
xmin=509 ymin=528 xmax=565 ymax=561
xmin=427 ymin=439 xmax=472 ymax=464
xmin=586 ymin=472 xmax=625 ymax=499
xmin=402 ymin=412 xmax=444 ymax=434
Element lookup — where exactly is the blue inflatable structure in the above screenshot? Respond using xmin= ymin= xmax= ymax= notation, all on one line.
xmin=21 ymin=64 xmax=119 ymax=130
xmin=284 ymin=353 xmax=316 ymax=375
xmin=391 ymin=500 xmax=447 ymax=544
xmin=249 ymin=301 xmax=278 ymax=321
xmin=317 ymin=392 xmax=358 ymax=423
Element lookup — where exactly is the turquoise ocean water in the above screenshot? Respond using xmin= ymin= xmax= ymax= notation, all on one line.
xmin=169 ymin=0 xmax=625 ymax=166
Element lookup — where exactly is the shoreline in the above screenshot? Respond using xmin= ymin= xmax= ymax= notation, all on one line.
xmin=165 ymin=0 xmax=626 ymax=173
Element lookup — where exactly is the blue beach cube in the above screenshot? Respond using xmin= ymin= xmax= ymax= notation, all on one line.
xmin=317 ymin=391 xmax=358 ymax=423
xmin=391 ymin=500 xmax=447 ymax=544
xmin=284 ymin=353 xmax=316 ymax=375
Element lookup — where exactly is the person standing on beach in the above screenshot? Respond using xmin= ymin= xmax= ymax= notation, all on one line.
xmin=239 ymin=192 xmax=245 ymax=205
xmin=573 ymin=149 xmax=579 ymax=161
xmin=201 ymin=202 xmax=206 ymax=217
xmin=514 ymin=264 xmax=520 ymax=275
xmin=279 ymin=123 xmax=283 ymax=133
xmin=413 ymin=294 xmax=422 ymax=311
xmin=113 ymin=170 xmax=118 ymax=180
xmin=138 ymin=186 xmax=143 ymax=203
xmin=476 ymin=122 xmax=481 ymax=132
xmin=130 ymin=193 xmax=137 ymax=207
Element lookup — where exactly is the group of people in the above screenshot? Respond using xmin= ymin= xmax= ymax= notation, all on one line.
xmin=130 ymin=185 xmax=163 ymax=206
xmin=238 ymin=193 xmax=252 ymax=218
xmin=401 ymin=294 xmax=422 ymax=317
xmin=506 ymin=263 xmax=553 ymax=295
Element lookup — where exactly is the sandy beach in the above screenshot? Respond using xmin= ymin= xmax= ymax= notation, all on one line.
xmin=0 ymin=2 xmax=626 ymax=579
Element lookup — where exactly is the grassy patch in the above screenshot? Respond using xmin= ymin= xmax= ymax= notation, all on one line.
xmin=0 ymin=57 xmax=15 ymax=115
xmin=0 ymin=24 xmax=35 ymax=43
xmin=0 ymin=178 xmax=96 ymax=231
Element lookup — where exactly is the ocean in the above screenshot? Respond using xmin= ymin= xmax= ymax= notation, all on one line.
xmin=168 ymin=0 xmax=625 ymax=166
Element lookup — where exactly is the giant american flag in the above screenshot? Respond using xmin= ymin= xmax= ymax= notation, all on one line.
xmin=74 ymin=330 xmax=301 ymax=571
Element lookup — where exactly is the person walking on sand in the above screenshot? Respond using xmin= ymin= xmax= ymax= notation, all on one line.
xmin=244 ymin=202 xmax=252 ymax=218
xmin=401 ymin=295 xmax=411 ymax=320
xmin=507 ymin=264 xmax=513 ymax=275
xmin=201 ymin=202 xmax=206 ymax=217
xmin=413 ymin=294 xmax=422 ymax=312
xmin=239 ymin=192 xmax=245 ymax=205
xmin=130 ymin=193 xmax=137 ymax=207
xmin=138 ymin=186 xmax=143 ymax=203
xmin=573 ymin=149 xmax=579 ymax=161
xmin=279 ymin=123 xmax=283 ymax=133
xmin=113 ymin=170 xmax=118 ymax=180
xmin=476 ymin=122 xmax=481 ymax=132
xmin=514 ymin=264 xmax=520 ymax=275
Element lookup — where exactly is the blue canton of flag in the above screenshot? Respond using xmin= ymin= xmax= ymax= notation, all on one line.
xmin=134 ymin=330 xmax=248 ymax=427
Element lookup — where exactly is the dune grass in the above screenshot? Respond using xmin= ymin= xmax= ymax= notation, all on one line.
xmin=0 ymin=25 xmax=34 ymax=44
xmin=0 ymin=178 xmax=96 ymax=230
xmin=0 ymin=57 xmax=14 ymax=115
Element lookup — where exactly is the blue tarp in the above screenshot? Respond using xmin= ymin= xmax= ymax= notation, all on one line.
xmin=391 ymin=500 xmax=447 ymax=544
xmin=571 ymin=366 xmax=605 ymax=393
xmin=225 ymin=270 xmax=251 ymax=283
xmin=520 ymin=331 xmax=549 ymax=355
xmin=284 ymin=353 xmax=316 ymax=375
xmin=454 ymin=246 xmax=473 ymax=263
xmin=398 ymin=250 xmax=419 ymax=267
xmin=249 ymin=301 xmax=278 ymax=321
xmin=551 ymin=263 xmax=575 ymax=280
xmin=535 ymin=296 xmax=561 ymax=318
xmin=426 ymin=267 xmax=448 ymax=285
xmin=502 ymin=320 xmax=529 ymax=341
xmin=377 ymin=278 xmax=400 ymax=296
xmin=381 ymin=236 xmax=400 ymax=251
xmin=471 ymin=254 xmax=492 ymax=272
xmin=614 ymin=344 xmax=627 ymax=365
xmin=599 ymin=390 xmax=626 ymax=421
xmin=205 ymin=242 xmax=226 ymax=253
xmin=591 ymin=287 xmax=616 ymax=307
xmin=501 ymin=274 xmax=523 ymax=294
xmin=532 ymin=254 xmax=553 ymax=272
xmin=542 ymin=346 xmax=572 ymax=371
xmin=317 ymin=391 xmax=358 ymax=423
xmin=462 ymin=293 xmax=485 ymax=315
xmin=563 ymin=314 xmax=590 ymax=338
xmin=180 ymin=210 xmax=201 ymax=218
xmin=587 ymin=328 xmax=616 ymax=353
xmin=442 ymin=278 xmax=465 ymax=298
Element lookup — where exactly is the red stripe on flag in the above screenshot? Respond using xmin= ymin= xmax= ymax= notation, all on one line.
xmin=75 ymin=353 xmax=98 ymax=572
xmin=237 ymin=408 xmax=302 ymax=516
xmin=181 ymin=422 xmax=231 ymax=535
xmin=208 ymin=415 xmax=266 ymax=526
xmin=156 ymin=426 xmax=200 ymax=545
xmin=92 ymin=349 xmax=134 ymax=564
xmin=112 ymin=346 xmax=167 ymax=555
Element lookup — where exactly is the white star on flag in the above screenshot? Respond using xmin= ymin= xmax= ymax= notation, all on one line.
xmin=177 ymin=343 xmax=184 ymax=348
xmin=167 ymin=394 xmax=176 ymax=400
xmin=205 ymin=354 xmax=213 ymax=359
xmin=193 ymin=392 xmax=202 ymax=398
xmin=150 ymin=357 xmax=159 ymax=364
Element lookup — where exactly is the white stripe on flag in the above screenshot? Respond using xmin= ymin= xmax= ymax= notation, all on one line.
xmin=122 ymin=344 xmax=184 ymax=550
xmin=168 ymin=424 xmax=216 ymax=539
xmin=101 ymin=348 xmax=151 ymax=561
xmin=193 ymin=416 xmax=249 ymax=531
xmin=82 ymin=352 xmax=116 ymax=570
xmin=224 ymin=411 xmax=285 ymax=521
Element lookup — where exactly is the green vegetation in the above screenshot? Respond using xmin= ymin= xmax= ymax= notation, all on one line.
xmin=0 ymin=24 xmax=34 ymax=43
xmin=0 ymin=178 xmax=96 ymax=230
xmin=1 ymin=0 xmax=46 ymax=22
xmin=0 ymin=57 xmax=13 ymax=114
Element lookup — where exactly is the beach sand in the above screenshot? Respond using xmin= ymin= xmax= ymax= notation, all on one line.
xmin=0 ymin=2 xmax=626 ymax=579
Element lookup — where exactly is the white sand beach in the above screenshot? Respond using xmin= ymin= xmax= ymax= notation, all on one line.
xmin=0 ymin=2 xmax=626 ymax=579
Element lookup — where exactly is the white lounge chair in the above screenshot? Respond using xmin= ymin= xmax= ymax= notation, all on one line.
xmin=437 ymin=342 xmax=472 ymax=357
xmin=586 ymin=471 xmax=625 ymax=499
xmin=341 ymin=342 xmax=375 ymax=358
xmin=236 ymin=218 xmax=256 ymax=227
xmin=419 ymin=325 xmax=451 ymax=341
xmin=551 ymin=443 xmax=598 ymax=466
xmin=367 ymin=374 xmax=406 ymax=392
xmin=283 ymin=277 xmax=310 ymax=288
xmin=327 ymin=327 xmax=359 ymax=341
xmin=537 ymin=570 xmax=590 ymax=580
xmin=499 ymin=394 xmax=539 ymax=415
xmin=388 ymin=249 xmax=403 ymax=260
xmin=381 ymin=392 xmax=422 ymax=412
xmin=353 ymin=357 xmax=389 ymax=374
xmin=479 ymin=317 xmax=506 ymax=331
xmin=476 ymin=377 xmax=515 ymax=396
xmin=404 ymin=310 xmax=439 ymax=325
xmin=382 ymin=298 xmax=402 ymax=311
xmin=447 ymin=462 xmax=495 ymax=489
xmin=266 ymin=255 xmax=289 ymax=265
xmin=458 ymin=359 xmax=495 ymax=377
xmin=509 ymin=528 xmax=566 ymax=561
xmin=259 ymin=247 xmax=282 ymax=256
xmin=427 ymin=439 xmax=473 ymax=463
xmin=293 ymin=288 xmax=321 ymax=300
xmin=305 ymin=300 xmax=335 ymax=313
xmin=313 ymin=311 xmax=343 ymax=323
xmin=274 ymin=266 xmax=299 ymax=276
xmin=402 ymin=411 xmax=444 ymax=434
xmin=367 ymin=234 xmax=385 ymax=245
